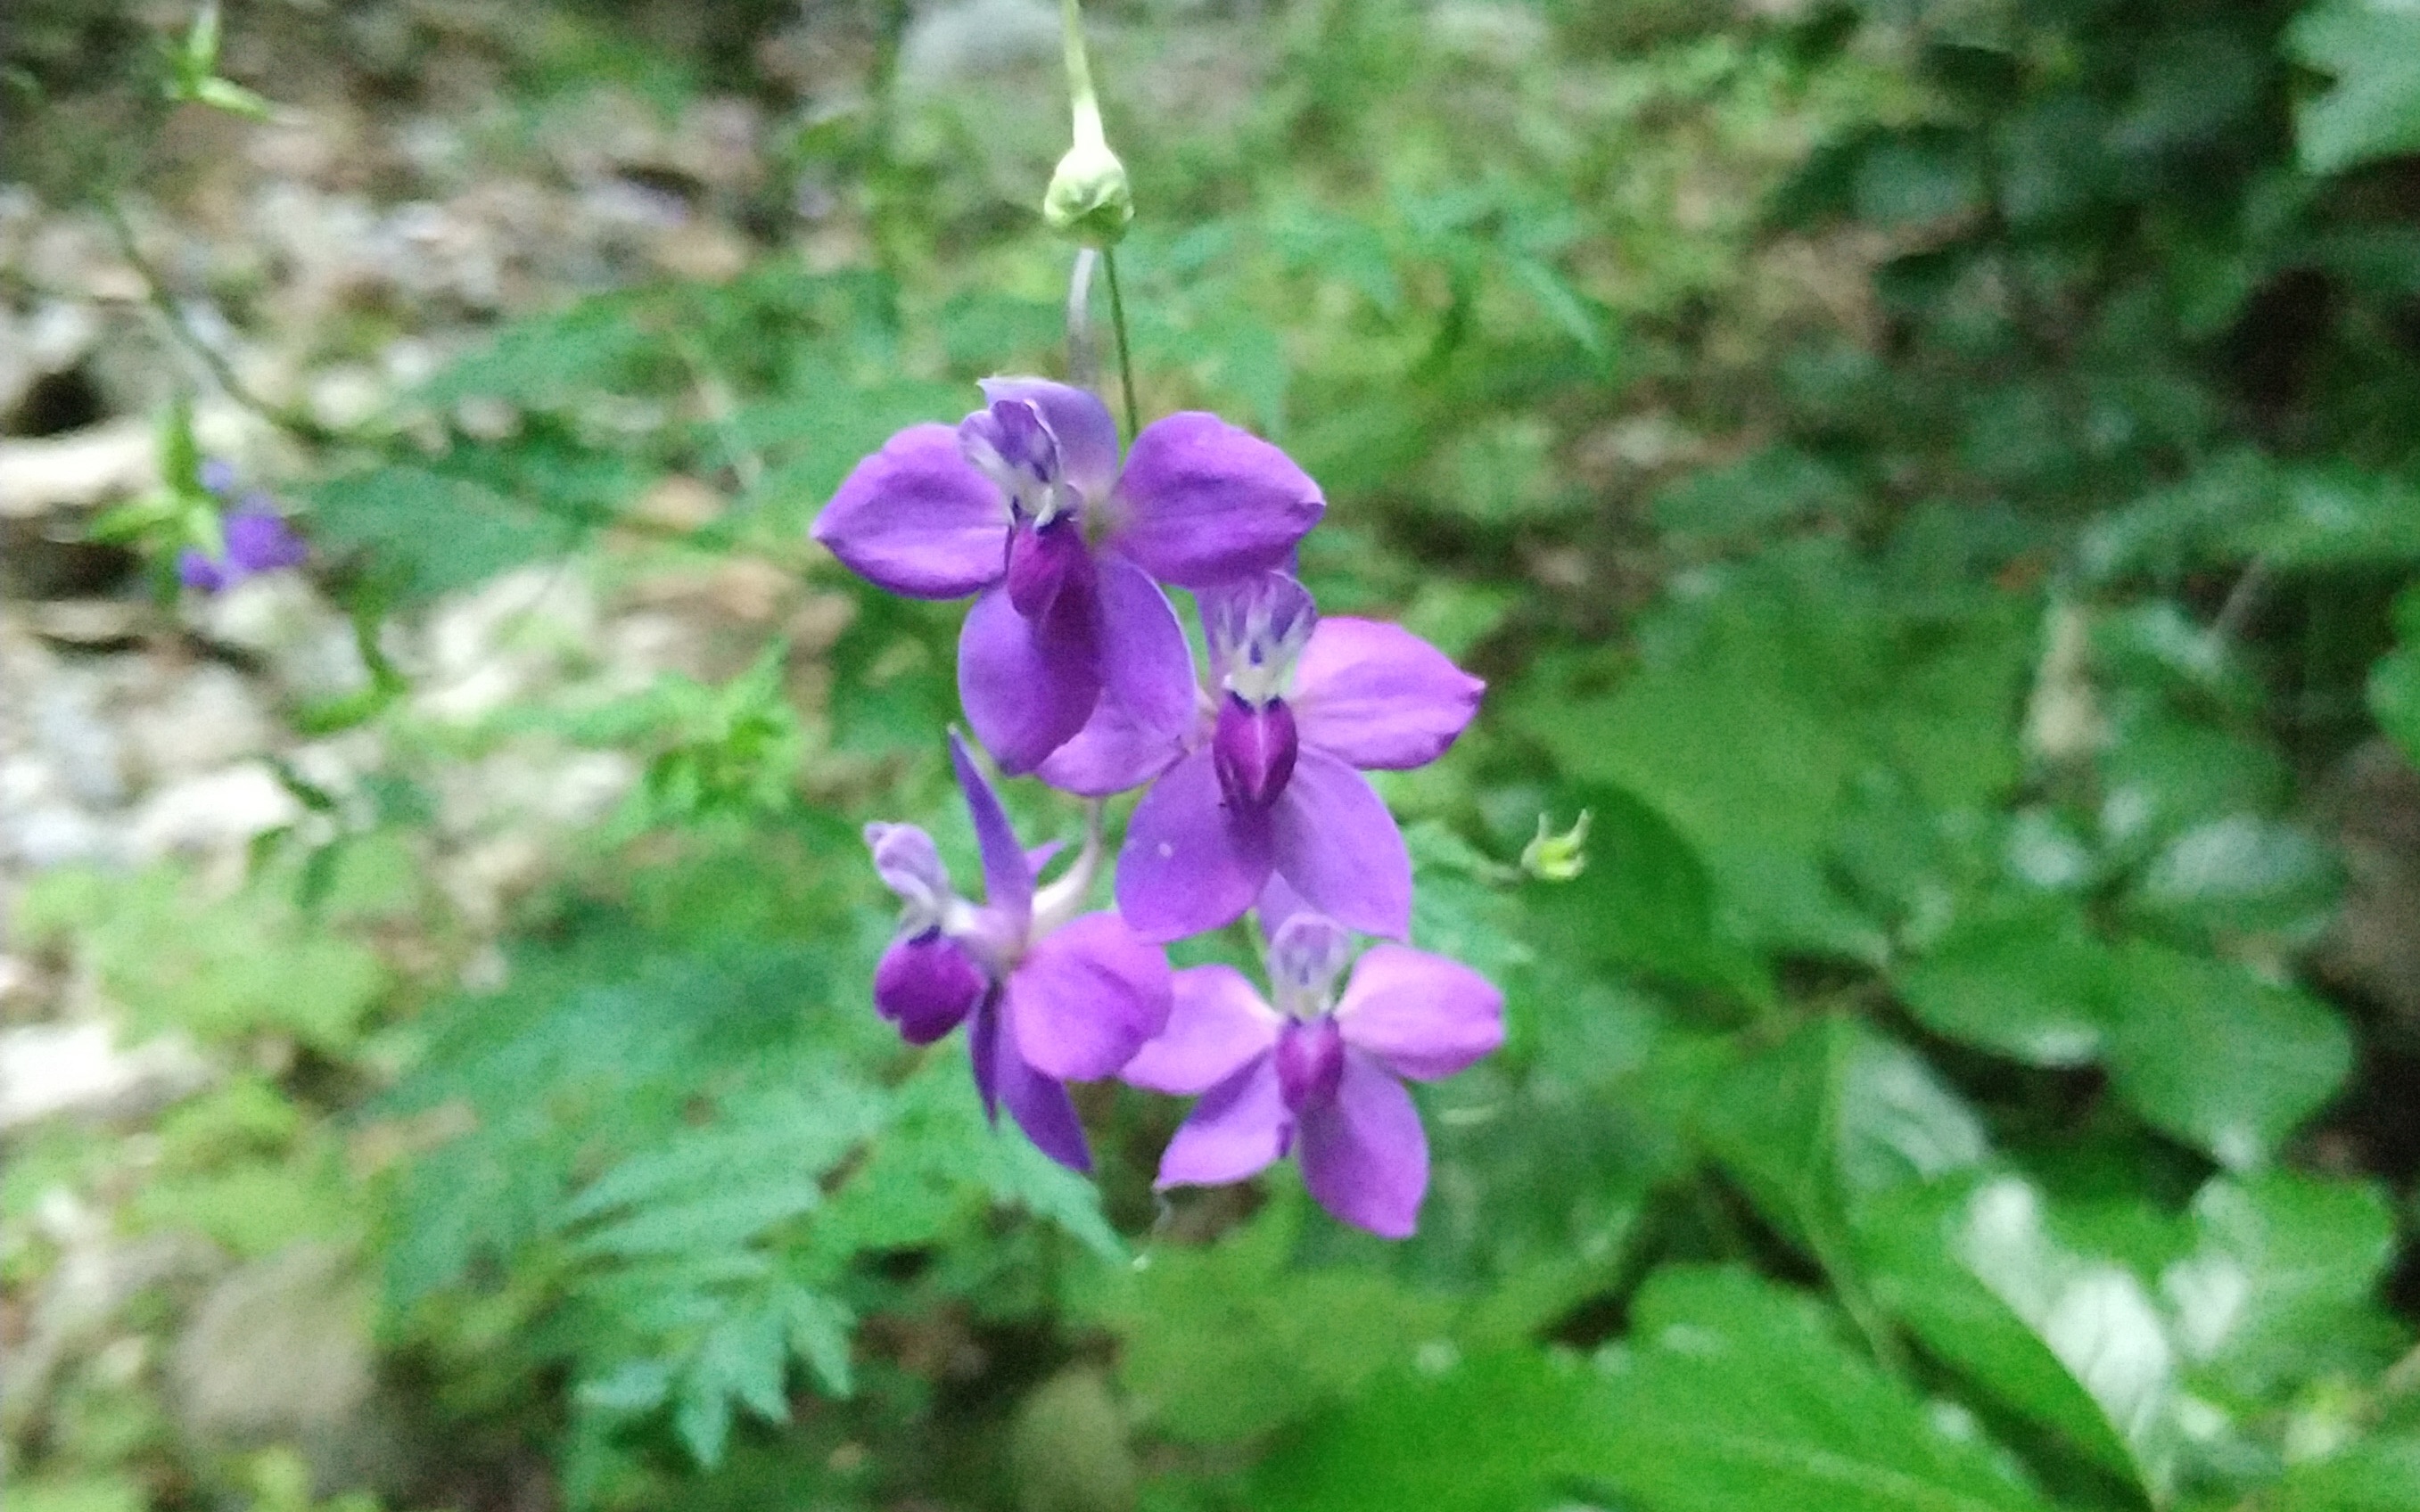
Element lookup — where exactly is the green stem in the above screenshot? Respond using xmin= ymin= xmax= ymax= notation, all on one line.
xmin=1103 ymin=247 xmax=1140 ymax=442
xmin=1059 ymin=0 xmax=1106 ymax=152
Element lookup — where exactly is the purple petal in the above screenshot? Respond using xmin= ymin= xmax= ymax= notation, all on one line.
xmin=865 ymin=822 xmax=951 ymax=916
xmin=1297 ymin=1050 xmax=1428 ymax=1238
xmin=1290 ymin=619 xmax=1483 ymax=771
xmin=1336 ymin=945 xmax=1504 ymax=1081
xmin=1269 ymin=749 xmax=1412 ymax=940
xmin=1025 ymin=840 xmax=1066 ymax=881
xmin=198 ymin=458 xmax=239 ymax=496
xmin=969 ymin=991 xmax=1004 ymax=1122
xmin=1110 ymin=414 xmax=1323 ymax=588
xmin=957 ymin=588 xmax=1102 ymax=775
xmin=1004 ymin=516 xmax=1097 ymax=621
xmin=1006 ymin=911 xmax=1173 ymax=1081
xmin=1095 ymin=552 xmax=1199 ymax=753
xmin=1156 ymin=1056 xmax=1289 ymax=1189
xmin=1113 ymin=748 xmax=1272 ymax=943
xmin=950 ymin=730 xmax=1034 ymax=918
xmin=1121 ymin=965 xmax=1281 ymax=1094
xmin=223 ymin=509 xmax=308 ymax=574
xmin=177 ymin=549 xmax=227 ymax=593
xmin=813 ymin=423 xmax=1008 ymax=599
xmin=989 ymin=995 xmax=1093 ymax=1173
xmin=980 ymin=378 xmax=1120 ymax=505
xmin=1033 ymin=686 xmax=1198 ymax=797
xmin=874 ymin=934 xmax=985 ymax=1044
xmin=1255 ymin=874 xmax=1314 ymax=938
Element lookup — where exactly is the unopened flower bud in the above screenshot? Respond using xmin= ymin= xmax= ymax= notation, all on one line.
xmin=1042 ymin=137 xmax=1132 ymax=248
xmin=1520 ymin=809 xmax=1591 ymax=883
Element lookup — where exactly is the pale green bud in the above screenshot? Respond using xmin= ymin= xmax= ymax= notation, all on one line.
xmin=1520 ymin=810 xmax=1592 ymax=883
xmin=1042 ymin=137 xmax=1132 ymax=248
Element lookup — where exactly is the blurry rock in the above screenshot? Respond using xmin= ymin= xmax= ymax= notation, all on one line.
xmin=125 ymin=762 xmax=303 ymax=864
xmin=900 ymin=0 xmax=1059 ymax=88
xmin=630 ymin=475 xmax=726 ymax=533
xmin=1009 ymin=1366 xmax=1138 ymax=1512
xmin=189 ymin=574 xmax=374 ymax=705
xmin=5 ymin=801 xmax=118 ymax=870
xmin=0 ymin=1021 xmax=213 ymax=1131
xmin=124 ymin=662 xmax=275 ymax=783
xmin=172 ymin=1242 xmax=406 ymax=1495
xmin=649 ymin=221 xmax=753 ymax=283
xmin=27 ymin=600 xmax=158 ymax=648
xmin=30 ymin=675 xmax=129 ymax=808
xmin=0 ymin=418 xmax=152 ymax=598
xmin=1 ymin=1189 xmax=219 ymax=1442
xmin=415 ymin=566 xmax=598 ymax=724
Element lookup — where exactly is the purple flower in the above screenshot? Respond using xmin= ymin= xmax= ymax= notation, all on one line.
xmin=1121 ymin=905 xmax=1503 ymax=1237
xmin=177 ymin=505 xmax=309 ymax=594
xmin=1102 ymin=571 xmax=1483 ymax=942
xmin=811 ymin=379 xmax=1323 ymax=780
xmin=864 ymin=732 xmax=1173 ymax=1172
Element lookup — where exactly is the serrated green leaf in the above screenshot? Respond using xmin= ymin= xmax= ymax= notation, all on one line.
xmin=1591 ymin=1267 xmax=2054 ymax=1512
xmin=1893 ymin=897 xmax=2111 ymax=1066
xmin=2099 ymin=943 xmax=2352 ymax=1170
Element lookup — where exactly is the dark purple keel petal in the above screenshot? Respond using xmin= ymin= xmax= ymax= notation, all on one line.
xmin=1121 ymin=964 xmax=1282 ymax=1095
xmin=980 ymin=378 xmax=1121 ymax=505
xmin=950 ymin=729 xmax=1036 ymax=918
xmin=1269 ymin=749 xmax=1412 ymax=940
xmin=874 ymin=935 xmax=985 ymax=1045
xmin=969 ymin=992 xmax=1004 ymax=1122
xmin=1296 ymin=1050 xmax=1428 ymax=1238
xmin=1155 ymin=1056 xmax=1289 ymax=1188
xmin=813 ymin=423 xmax=1010 ymax=599
xmin=1113 ymin=748 xmax=1272 ymax=943
xmin=1111 ymin=414 xmax=1323 ymax=588
xmin=958 ymin=588 xmax=1102 ymax=775
xmin=1290 ymin=619 xmax=1484 ymax=772
xmin=992 ymin=994 xmax=1093 ymax=1173
xmin=1094 ymin=553 xmax=1199 ymax=751
xmin=1336 ymin=945 xmax=1504 ymax=1081
xmin=1006 ymin=911 xmax=1173 ymax=1081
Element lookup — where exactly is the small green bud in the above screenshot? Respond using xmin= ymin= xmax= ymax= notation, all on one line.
xmin=1042 ymin=137 xmax=1132 ymax=248
xmin=1520 ymin=809 xmax=1591 ymax=883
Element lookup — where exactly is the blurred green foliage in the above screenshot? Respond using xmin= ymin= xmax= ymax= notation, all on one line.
xmin=10 ymin=0 xmax=2420 ymax=1509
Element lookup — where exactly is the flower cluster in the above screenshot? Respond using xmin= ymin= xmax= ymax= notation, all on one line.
xmin=178 ymin=459 xmax=309 ymax=594
xmin=819 ymin=379 xmax=1501 ymax=1237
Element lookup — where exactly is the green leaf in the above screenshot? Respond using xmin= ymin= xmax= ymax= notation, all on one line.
xmin=2288 ymin=0 xmax=2420 ymax=176
xmin=2161 ymin=1172 xmax=2401 ymax=1401
xmin=1893 ymin=897 xmax=2111 ymax=1066
xmin=1250 ymin=1349 xmax=1609 ymax=1512
xmin=1520 ymin=782 xmax=1770 ymax=1002
xmin=2277 ymin=1435 xmax=2420 ymax=1511
xmin=2098 ymin=943 xmax=2352 ymax=1170
xmin=1112 ymin=1194 xmax=1455 ymax=1444
xmin=308 ymin=465 xmax=578 ymax=604
xmin=1696 ymin=1017 xmax=1989 ymax=1255
xmin=1859 ymin=1175 xmax=2180 ymax=1499
xmin=1587 ymin=1267 xmax=2054 ymax=1512
xmin=2370 ymin=584 xmax=2420 ymax=765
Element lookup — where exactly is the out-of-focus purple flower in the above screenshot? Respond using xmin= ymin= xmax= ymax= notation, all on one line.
xmin=863 ymin=732 xmax=1173 ymax=1172
xmin=1121 ymin=906 xmax=1503 ymax=1237
xmin=198 ymin=458 xmax=240 ymax=497
xmin=177 ymin=506 xmax=309 ymax=594
xmin=811 ymin=380 xmax=1322 ymax=780
xmin=1101 ymin=571 xmax=1482 ymax=943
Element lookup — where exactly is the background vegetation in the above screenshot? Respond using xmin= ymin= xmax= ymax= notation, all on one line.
xmin=5 ymin=1 xmax=2420 ymax=1509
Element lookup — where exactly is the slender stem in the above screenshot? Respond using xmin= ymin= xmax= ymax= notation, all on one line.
xmin=1102 ymin=247 xmax=1140 ymax=442
xmin=100 ymin=195 xmax=334 ymax=446
xmin=1066 ymin=248 xmax=1101 ymax=393
xmin=1058 ymin=0 xmax=1106 ymax=152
